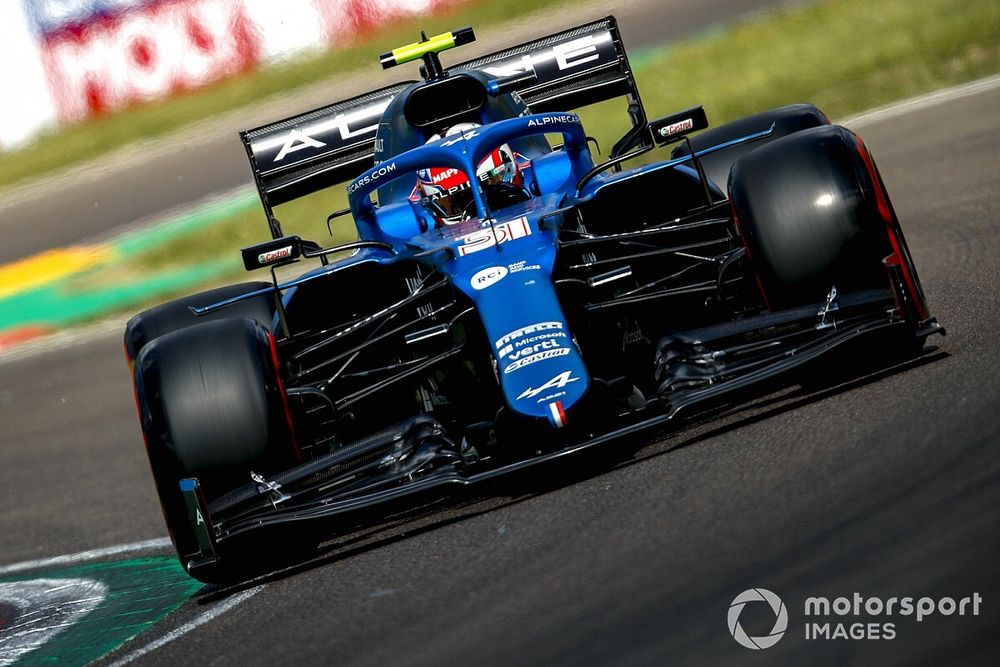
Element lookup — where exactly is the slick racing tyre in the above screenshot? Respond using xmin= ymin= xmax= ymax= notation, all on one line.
xmin=124 ymin=281 xmax=275 ymax=362
xmin=133 ymin=317 xmax=296 ymax=582
xmin=728 ymin=124 xmax=893 ymax=309
xmin=671 ymin=103 xmax=830 ymax=196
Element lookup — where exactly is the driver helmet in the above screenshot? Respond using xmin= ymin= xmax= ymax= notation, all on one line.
xmin=416 ymin=123 xmax=524 ymax=226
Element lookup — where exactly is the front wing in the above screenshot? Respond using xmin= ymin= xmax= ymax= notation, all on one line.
xmin=179 ymin=289 xmax=943 ymax=575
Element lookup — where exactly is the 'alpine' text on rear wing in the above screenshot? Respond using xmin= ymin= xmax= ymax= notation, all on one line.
xmin=241 ymin=16 xmax=644 ymax=237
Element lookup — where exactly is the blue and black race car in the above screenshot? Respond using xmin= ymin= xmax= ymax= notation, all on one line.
xmin=124 ymin=18 xmax=943 ymax=582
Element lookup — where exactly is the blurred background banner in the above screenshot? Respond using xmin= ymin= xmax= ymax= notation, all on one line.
xmin=0 ymin=0 xmax=469 ymax=151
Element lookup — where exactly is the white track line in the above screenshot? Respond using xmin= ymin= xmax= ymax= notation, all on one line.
xmin=0 ymin=538 xmax=265 ymax=664
xmin=0 ymin=578 xmax=109 ymax=666
xmin=0 ymin=538 xmax=172 ymax=576
xmin=839 ymin=74 xmax=1000 ymax=128
xmin=105 ymin=586 xmax=264 ymax=666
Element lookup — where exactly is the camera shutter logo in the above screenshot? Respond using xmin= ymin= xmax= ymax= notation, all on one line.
xmin=728 ymin=588 xmax=788 ymax=649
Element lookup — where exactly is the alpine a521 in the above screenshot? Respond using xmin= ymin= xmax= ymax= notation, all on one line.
xmin=124 ymin=18 xmax=944 ymax=582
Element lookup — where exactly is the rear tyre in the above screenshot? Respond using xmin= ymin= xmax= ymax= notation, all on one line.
xmin=671 ymin=103 xmax=830 ymax=194
xmin=729 ymin=125 xmax=892 ymax=309
xmin=134 ymin=317 xmax=296 ymax=582
xmin=124 ymin=281 xmax=275 ymax=362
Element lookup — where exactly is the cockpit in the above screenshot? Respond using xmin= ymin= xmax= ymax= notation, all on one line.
xmin=371 ymin=70 xmax=551 ymax=215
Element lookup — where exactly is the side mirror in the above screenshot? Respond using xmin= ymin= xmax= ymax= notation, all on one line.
xmin=241 ymin=236 xmax=309 ymax=271
xmin=649 ymin=106 xmax=709 ymax=145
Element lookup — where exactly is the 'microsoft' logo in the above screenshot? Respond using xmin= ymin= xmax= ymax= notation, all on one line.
xmin=728 ymin=588 xmax=788 ymax=650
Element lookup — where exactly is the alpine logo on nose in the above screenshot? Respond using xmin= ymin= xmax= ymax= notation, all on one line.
xmin=517 ymin=370 xmax=579 ymax=400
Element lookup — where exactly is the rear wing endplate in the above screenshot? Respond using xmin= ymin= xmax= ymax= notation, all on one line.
xmin=241 ymin=16 xmax=644 ymax=237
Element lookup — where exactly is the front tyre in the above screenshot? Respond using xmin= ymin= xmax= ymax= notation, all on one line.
xmin=729 ymin=125 xmax=930 ymax=382
xmin=729 ymin=125 xmax=895 ymax=309
xmin=133 ymin=317 xmax=296 ymax=581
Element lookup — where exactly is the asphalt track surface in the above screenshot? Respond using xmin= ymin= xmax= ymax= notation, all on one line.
xmin=0 ymin=0 xmax=788 ymax=264
xmin=0 ymin=80 xmax=997 ymax=664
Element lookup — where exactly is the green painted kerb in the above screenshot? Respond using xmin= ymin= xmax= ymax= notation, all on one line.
xmin=113 ymin=191 xmax=259 ymax=256
xmin=1 ymin=557 xmax=201 ymax=666
xmin=0 ymin=190 xmax=254 ymax=336
xmin=0 ymin=259 xmax=238 ymax=330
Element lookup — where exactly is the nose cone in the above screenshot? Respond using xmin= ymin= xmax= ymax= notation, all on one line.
xmin=456 ymin=250 xmax=589 ymax=428
xmin=482 ymin=288 xmax=590 ymax=428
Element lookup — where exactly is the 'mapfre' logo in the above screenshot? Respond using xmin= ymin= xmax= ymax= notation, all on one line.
xmin=728 ymin=588 xmax=788 ymax=650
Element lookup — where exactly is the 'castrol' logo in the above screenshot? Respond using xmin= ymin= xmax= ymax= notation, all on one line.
xmin=659 ymin=118 xmax=694 ymax=138
xmin=258 ymin=246 xmax=293 ymax=264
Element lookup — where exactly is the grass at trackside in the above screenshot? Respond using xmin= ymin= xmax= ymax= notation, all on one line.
xmin=57 ymin=0 xmax=1000 ymax=311
xmin=0 ymin=0 xmax=572 ymax=190
xmin=613 ymin=0 xmax=1000 ymax=133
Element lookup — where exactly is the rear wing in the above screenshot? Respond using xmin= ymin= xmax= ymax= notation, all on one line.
xmin=241 ymin=16 xmax=645 ymax=237
xmin=450 ymin=17 xmax=644 ymax=126
xmin=240 ymin=82 xmax=413 ymax=237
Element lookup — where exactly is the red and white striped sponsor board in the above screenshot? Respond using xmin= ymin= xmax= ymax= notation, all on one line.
xmin=0 ymin=0 xmax=470 ymax=151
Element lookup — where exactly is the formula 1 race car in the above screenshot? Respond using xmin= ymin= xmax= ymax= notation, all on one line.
xmin=125 ymin=18 xmax=944 ymax=582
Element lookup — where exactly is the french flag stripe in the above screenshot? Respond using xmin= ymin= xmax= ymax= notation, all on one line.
xmin=548 ymin=401 xmax=567 ymax=428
